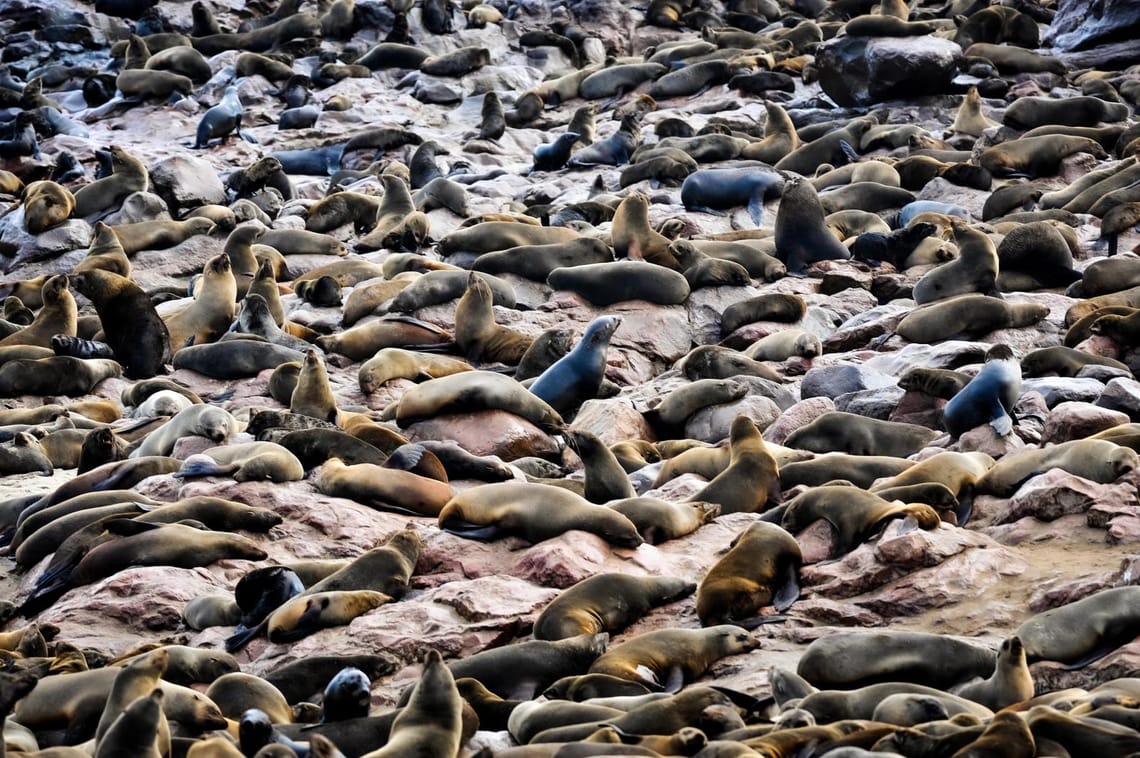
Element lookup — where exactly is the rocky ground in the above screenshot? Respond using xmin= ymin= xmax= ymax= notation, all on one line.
xmin=1 ymin=0 xmax=1140 ymax=754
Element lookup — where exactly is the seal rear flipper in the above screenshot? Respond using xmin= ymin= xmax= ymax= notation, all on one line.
xmin=659 ymin=665 xmax=685 ymax=693
xmin=175 ymin=455 xmax=238 ymax=479
xmin=1062 ymin=643 xmax=1123 ymax=670
xmin=225 ymin=619 xmax=268 ymax=653
xmin=747 ymin=195 xmax=764 ymax=227
xmin=733 ymin=614 xmax=789 ymax=630
xmin=103 ymin=518 xmax=162 ymax=536
xmin=709 ymin=686 xmax=773 ymax=719
xmin=686 ymin=205 xmax=728 ymax=217
xmin=440 ymin=519 xmax=501 ymax=541
xmin=837 ymin=139 xmax=858 ymax=165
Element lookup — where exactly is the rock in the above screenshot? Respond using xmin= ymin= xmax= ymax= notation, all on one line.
xmin=684 ymin=395 xmax=782 ymax=441
xmin=821 ymin=303 xmax=908 ymax=352
xmin=103 ymin=191 xmax=170 ymax=224
xmin=570 ymin=398 xmax=654 ymax=446
xmin=1107 ymin=516 xmax=1140 ymax=545
xmin=0 ymin=210 xmax=89 ymax=274
xmin=800 ymin=364 xmax=897 ymax=401
xmin=405 ymin=411 xmax=561 ymax=462
xmin=148 ymin=155 xmax=227 ymax=215
xmin=888 ymin=390 xmax=945 ymax=428
xmin=835 ymin=386 xmax=906 ymax=420
xmin=1046 ymin=0 xmax=1140 ymax=52
xmin=764 ymin=397 xmax=836 ymax=445
xmin=818 ymin=268 xmax=873 ymax=295
xmin=996 ymin=469 xmax=1136 ymax=524
xmin=1021 ymin=377 xmax=1106 ymax=407
xmin=815 ymin=35 xmax=963 ymax=107
xmin=1095 ymin=377 xmax=1140 ymax=420
xmin=1042 ymin=401 xmax=1130 ymax=444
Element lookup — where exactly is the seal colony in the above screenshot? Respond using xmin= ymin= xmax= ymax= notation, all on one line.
xmin=0 ymin=0 xmax=1139 ymax=754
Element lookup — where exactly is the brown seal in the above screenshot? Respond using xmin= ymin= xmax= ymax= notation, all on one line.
xmin=697 ymin=521 xmax=802 ymax=627
xmin=357 ymin=348 xmax=472 ymax=394
xmin=266 ymin=590 xmax=393 ymax=643
xmin=0 ymin=356 xmax=121 ymax=397
xmin=785 ymin=411 xmax=939 ymax=460
xmin=71 ymin=268 xmax=170 ymax=379
xmin=454 ymin=272 xmax=533 ymax=365
xmin=797 ymin=631 xmax=997 ymax=690
xmin=438 ymin=481 xmax=643 ymax=547
xmin=611 ymin=192 xmax=681 ymax=269
xmin=72 ymin=146 xmax=149 ymax=218
xmin=690 ymin=415 xmax=780 ymax=515
xmin=316 ymin=457 xmax=453 ymax=516
xmin=394 ymin=371 xmax=564 ymax=434
xmin=896 ymin=294 xmax=1049 ymax=344
xmin=912 ymin=219 xmax=999 ymax=304
xmin=979 ymin=135 xmax=1107 ymax=178
xmin=160 ymin=253 xmax=236 ymax=350
xmin=781 ymin=484 xmax=942 ymax=556
xmin=0 ymin=274 xmax=76 ymax=349
xmin=976 ymin=439 xmax=1137 ymax=497
xmin=606 ymin=497 xmax=718 ymax=544
xmin=534 ymin=573 xmax=695 ymax=641
xmin=721 ymin=293 xmax=807 ymax=335
xmin=23 ymin=180 xmax=75 ymax=234
xmin=588 ymin=625 xmax=760 ymax=689
xmin=952 ymin=636 xmax=1034 ymax=711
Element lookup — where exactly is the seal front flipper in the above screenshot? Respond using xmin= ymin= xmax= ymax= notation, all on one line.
xmin=224 ymin=619 xmax=268 ymax=653
xmin=439 ymin=517 xmax=501 ymax=541
xmin=987 ymin=395 xmax=1014 ymax=437
xmin=174 ymin=455 xmax=239 ymax=479
xmin=772 ymin=562 xmax=800 ymax=612
xmin=687 ymin=205 xmax=728 ymax=217
xmin=747 ymin=194 xmax=764 ymax=227
xmin=1061 ymin=643 xmax=1121 ymax=670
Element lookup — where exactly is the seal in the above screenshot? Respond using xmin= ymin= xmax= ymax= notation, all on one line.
xmin=606 ymin=497 xmax=717 ymax=544
xmin=316 ymin=457 xmax=453 ymax=516
xmin=784 ymin=411 xmax=940 ymax=458
xmin=720 ymin=293 xmax=806 ymax=335
xmin=534 ymin=574 xmax=695 ymax=641
xmin=744 ymin=329 xmax=822 ymax=361
xmin=438 ymin=481 xmax=643 ymax=547
xmin=0 ymin=356 xmax=121 ymax=397
xmin=321 ymin=667 xmax=373 ymax=722
xmin=420 ymin=46 xmax=490 ymax=77
xmin=266 ymin=655 xmax=397 ymax=705
xmin=70 ymin=269 xmax=169 ymax=379
xmin=943 ymin=344 xmax=1021 ymax=439
xmin=525 ymin=316 xmax=616 ymax=413
xmin=354 ymin=174 xmax=420 ymax=252
xmin=95 ymin=649 xmax=170 ymax=746
xmin=547 ymin=261 xmax=690 ymax=306
xmin=132 ymin=404 xmax=238 ymax=457
xmin=440 ymin=221 xmax=579 ymax=255
xmin=691 ymin=415 xmax=780 ymax=515
xmin=0 ymin=274 xmax=75 ymax=349
xmin=160 ymin=253 xmax=236 ymax=350
xmin=697 ymin=521 xmax=802 ymax=627
xmin=977 ymin=439 xmax=1138 ymax=497
xmin=611 ymin=192 xmax=680 ymax=269
xmin=1020 ymin=346 xmax=1129 ymax=378
xmin=774 ymin=176 xmax=852 ymax=275
xmin=472 ymin=238 xmax=613 ymax=282
xmin=952 ymin=636 xmax=1034 ymax=711
xmin=797 ymin=631 xmax=997 ymax=690
xmin=371 ymin=650 xmax=463 ymax=758
xmin=72 ymin=146 xmax=149 ymax=218
xmin=203 ymin=672 xmax=292 ymax=723
xmin=912 ymin=219 xmax=999 ymax=304
xmin=357 ymin=348 xmax=471 ymax=394
xmin=544 ymin=429 xmax=623 ymax=502
xmin=394 ymin=370 xmax=564 ymax=433
xmin=896 ymin=294 xmax=1049 ymax=344
xmin=870 ymin=450 xmax=994 ymax=524
xmin=588 ymin=625 xmax=759 ymax=690
xmin=779 ymin=484 xmax=946 ymax=552
xmin=454 ymin=272 xmax=533 ymax=365
xmin=173 ymin=340 xmax=304 ymax=379
xmin=1016 ymin=586 xmax=1140 ymax=667
xmin=676 ymin=344 xmax=785 ymax=383
xmin=23 ymin=180 xmax=75 ymax=234
xmin=478 ymin=91 xmax=505 ymax=140
xmin=740 ymin=101 xmax=801 ymax=164
xmin=532 ymin=132 xmax=581 ymax=172
xmin=176 ymin=442 xmax=305 ymax=483
xmin=267 ymin=590 xmax=393 ymax=643
xmin=680 ymin=167 xmax=783 ymax=226
xmin=979 ymin=135 xmax=1107 ymax=178
xmin=95 ymin=688 xmax=166 ymax=758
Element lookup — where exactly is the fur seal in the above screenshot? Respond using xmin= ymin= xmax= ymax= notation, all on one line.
xmin=71 ymin=269 xmax=169 ymax=379
xmin=781 ymin=484 xmax=942 ymax=555
xmin=547 ymin=261 xmax=689 ymax=306
xmin=132 ymin=404 xmax=238 ymax=457
xmin=420 ymin=46 xmax=490 ymax=77
xmin=1016 ymin=586 xmax=1140 ymax=666
xmin=534 ymin=574 xmax=695 ymax=641
xmin=681 ymin=168 xmax=783 ymax=225
xmin=529 ymin=315 xmax=622 ymax=416
xmin=160 ymin=253 xmax=236 ymax=350
xmin=316 ymin=457 xmax=452 ymax=516
xmin=785 ymin=411 xmax=939 ymax=458
xmin=1020 ymin=346 xmax=1129 ymax=378
xmin=177 ymin=442 xmax=305 ymax=483
xmin=566 ymin=429 xmax=635 ymax=503
xmin=676 ymin=344 xmax=785 ymax=383
xmin=607 ymin=497 xmax=718 ymax=544
xmin=977 ymin=439 xmax=1138 ymax=497
xmin=952 ymin=636 xmax=1033 ymax=710
xmin=22 ymin=180 xmax=75 ymax=234
xmin=472 ymin=238 xmax=613 ymax=282
xmin=439 ymin=481 xmax=643 ymax=547
xmin=357 ymin=348 xmax=472 ymax=394
xmin=533 ymin=132 xmax=582 ymax=172
xmin=979 ymin=135 xmax=1107 ymax=178
xmin=690 ymin=415 xmax=780 ymax=515
xmin=943 ymin=344 xmax=1021 ymax=439
xmin=267 ymin=590 xmax=393 ymax=643
xmin=194 ymin=85 xmax=245 ymax=148
xmin=454 ymin=273 xmax=533 ymax=365
xmin=0 ymin=356 xmax=121 ymax=397
xmin=588 ymin=625 xmax=759 ymax=689
xmin=173 ymin=340 xmax=304 ymax=379
xmin=797 ymin=631 xmax=997 ymax=690
xmin=720 ymin=293 xmax=806 ymax=335
xmin=697 ymin=521 xmax=802 ymax=627
xmin=896 ymin=295 xmax=1049 ymax=344
xmin=744 ymin=329 xmax=822 ymax=361
xmin=0 ymin=274 xmax=75 ymax=349
xmin=611 ymin=192 xmax=680 ymax=269
xmin=395 ymin=370 xmax=564 ymax=433
xmin=774 ymin=176 xmax=852 ymax=275
xmin=913 ymin=219 xmax=999 ymax=304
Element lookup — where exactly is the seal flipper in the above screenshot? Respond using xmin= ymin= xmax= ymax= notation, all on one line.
xmin=747 ymin=193 xmax=764 ymax=227
xmin=225 ymin=619 xmax=268 ymax=653
xmin=687 ymin=205 xmax=728 ymax=217
xmin=661 ymin=665 xmax=685 ymax=693
xmin=175 ymin=455 xmax=238 ymax=479
xmin=954 ymin=492 xmax=974 ymax=526
xmin=772 ymin=562 xmax=800 ymax=612
xmin=837 ymin=139 xmax=859 ymax=166
xmin=1062 ymin=643 xmax=1122 ymax=670
xmin=440 ymin=518 xmax=502 ymax=541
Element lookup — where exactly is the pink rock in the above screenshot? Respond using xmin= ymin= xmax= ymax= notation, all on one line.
xmin=797 ymin=519 xmax=840 ymax=565
xmin=1042 ymin=402 xmax=1130 ymax=444
xmin=952 ymin=423 xmax=1028 ymax=458
xmin=405 ymin=411 xmax=560 ymax=461
xmin=571 ymin=399 xmax=654 ymax=446
xmin=684 ymin=395 xmax=782 ymax=442
xmin=512 ymin=531 xmax=621 ymax=588
xmin=982 ymin=513 xmax=1091 ymax=545
xmin=1107 ymin=516 xmax=1140 ymax=544
xmin=889 ymin=390 xmax=946 ymax=428
xmin=1031 ymin=639 xmax=1140 ymax=694
xmin=792 ymin=597 xmax=885 ymax=627
xmin=764 ymin=397 xmax=836 ymax=445
xmin=998 ymin=470 xmax=1134 ymax=524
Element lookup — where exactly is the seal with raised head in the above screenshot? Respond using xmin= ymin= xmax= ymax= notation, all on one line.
xmin=529 ymin=315 xmax=622 ymax=416
xmin=943 ymin=344 xmax=1021 ymax=439
xmin=71 ymin=269 xmax=169 ymax=379
xmin=454 ymin=272 xmax=533 ymax=365
xmin=952 ymin=636 xmax=1034 ymax=711
xmin=690 ymin=415 xmax=780 ymax=515
xmin=912 ymin=219 xmax=999 ymax=304
xmin=774 ymin=176 xmax=852 ymax=276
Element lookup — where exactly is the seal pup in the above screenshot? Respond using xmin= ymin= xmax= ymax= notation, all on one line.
xmin=943 ymin=344 xmax=1021 ymax=439
xmin=534 ymin=574 xmax=695 ymax=640
xmin=529 ymin=315 xmax=621 ymax=416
